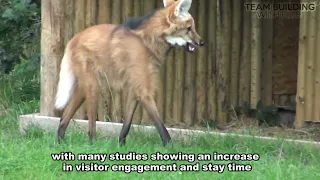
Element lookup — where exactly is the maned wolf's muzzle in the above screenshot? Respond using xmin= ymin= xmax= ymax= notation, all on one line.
xmin=186 ymin=39 xmax=205 ymax=52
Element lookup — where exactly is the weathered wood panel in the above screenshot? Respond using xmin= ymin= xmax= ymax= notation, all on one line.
xmin=250 ymin=0 xmax=262 ymax=108
xmin=41 ymin=0 xmax=306 ymax=128
xmin=40 ymin=0 xmax=65 ymax=117
xmin=296 ymin=0 xmax=320 ymax=127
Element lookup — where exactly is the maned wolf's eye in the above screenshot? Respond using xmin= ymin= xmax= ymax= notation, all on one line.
xmin=187 ymin=26 xmax=192 ymax=31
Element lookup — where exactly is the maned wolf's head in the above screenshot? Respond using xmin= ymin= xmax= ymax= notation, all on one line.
xmin=163 ymin=0 xmax=204 ymax=52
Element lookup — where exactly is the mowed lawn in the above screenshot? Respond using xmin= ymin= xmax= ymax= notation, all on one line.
xmin=0 ymin=77 xmax=320 ymax=180
xmin=1 ymin=112 xmax=320 ymax=179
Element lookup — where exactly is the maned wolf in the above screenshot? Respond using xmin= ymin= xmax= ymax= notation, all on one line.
xmin=55 ymin=0 xmax=204 ymax=146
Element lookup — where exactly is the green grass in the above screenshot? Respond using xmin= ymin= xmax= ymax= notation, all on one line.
xmin=1 ymin=66 xmax=320 ymax=180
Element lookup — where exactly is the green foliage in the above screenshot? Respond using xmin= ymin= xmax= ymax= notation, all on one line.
xmin=0 ymin=0 xmax=40 ymax=73
xmin=0 ymin=59 xmax=40 ymax=106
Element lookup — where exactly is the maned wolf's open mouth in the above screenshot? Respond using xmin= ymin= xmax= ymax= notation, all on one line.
xmin=185 ymin=42 xmax=197 ymax=53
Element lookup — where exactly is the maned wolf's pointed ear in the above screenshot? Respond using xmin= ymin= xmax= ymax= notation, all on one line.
xmin=174 ymin=0 xmax=192 ymax=17
xmin=163 ymin=0 xmax=176 ymax=7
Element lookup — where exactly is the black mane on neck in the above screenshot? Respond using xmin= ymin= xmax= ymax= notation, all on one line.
xmin=122 ymin=9 xmax=159 ymax=30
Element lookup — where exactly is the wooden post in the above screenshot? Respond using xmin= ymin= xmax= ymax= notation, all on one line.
xmin=250 ymin=0 xmax=262 ymax=108
xmin=85 ymin=0 xmax=97 ymax=28
xmin=40 ymin=0 xmax=65 ymax=117
xmin=305 ymin=6 xmax=316 ymax=122
xmin=195 ymin=0 xmax=208 ymax=124
xmin=230 ymin=0 xmax=242 ymax=107
xmin=64 ymin=0 xmax=74 ymax=46
xmin=207 ymin=0 xmax=217 ymax=123
xmin=315 ymin=6 xmax=320 ymax=121
xmin=262 ymin=0 xmax=273 ymax=105
xmin=183 ymin=3 xmax=197 ymax=126
xmin=97 ymin=0 xmax=111 ymax=24
xmin=165 ymin=50 xmax=174 ymax=124
xmin=239 ymin=0 xmax=252 ymax=106
xmin=172 ymin=48 xmax=184 ymax=124
xmin=216 ymin=0 xmax=232 ymax=123
xmin=295 ymin=2 xmax=308 ymax=128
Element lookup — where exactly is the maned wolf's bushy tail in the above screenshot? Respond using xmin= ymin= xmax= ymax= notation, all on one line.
xmin=55 ymin=49 xmax=76 ymax=110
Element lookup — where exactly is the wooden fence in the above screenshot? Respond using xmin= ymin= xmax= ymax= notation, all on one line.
xmin=41 ymin=0 xmax=300 ymax=127
xmin=296 ymin=0 xmax=320 ymax=127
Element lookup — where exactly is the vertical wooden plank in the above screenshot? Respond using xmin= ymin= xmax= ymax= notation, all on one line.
xmin=172 ymin=51 xmax=184 ymax=124
xmin=132 ymin=0 xmax=143 ymax=125
xmin=295 ymin=2 xmax=308 ymax=128
xmin=207 ymin=0 xmax=217 ymax=123
xmin=85 ymin=0 xmax=97 ymax=28
xmin=122 ymin=0 xmax=133 ymax=22
xmin=195 ymin=0 xmax=207 ymax=124
xmin=165 ymin=51 xmax=175 ymax=124
xmin=216 ymin=0 xmax=232 ymax=123
xmin=97 ymin=0 xmax=111 ymax=24
xmin=315 ymin=7 xmax=320 ymax=121
xmin=64 ymin=0 xmax=74 ymax=46
xmin=172 ymin=0 xmax=185 ymax=124
xmin=73 ymin=0 xmax=87 ymax=119
xmin=110 ymin=0 xmax=122 ymax=122
xmin=40 ymin=0 xmax=65 ymax=117
xmin=230 ymin=0 xmax=242 ymax=107
xmin=250 ymin=0 xmax=262 ymax=108
xmin=183 ymin=4 xmax=197 ymax=126
xmin=262 ymin=0 xmax=273 ymax=105
xmin=305 ymin=4 xmax=316 ymax=122
xmin=74 ymin=0 xmax=87 ymax=33
xmin=239 ymin=0 xmax=251 ymax=106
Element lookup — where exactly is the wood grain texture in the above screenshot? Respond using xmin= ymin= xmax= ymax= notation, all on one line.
xmin=250 ymin=0 xmax=262 ymax=108
xmin=195 ymin=0 xmax=207 ymax=124
xmin=40 ymin=0 xmax=65 ymax=117
xmin=216 ymin=0 xmax=232 ymax=123
xmin=239 ymin=0 xmax=252 ymax=106
xmin=206 ymin=0 xmax=217 ymax=123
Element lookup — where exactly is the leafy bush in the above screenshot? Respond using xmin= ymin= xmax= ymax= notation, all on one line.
xmin=0 ymin=0 xmax=40 ymax=73
xmin=0 ymin=59 xmax=40 ymax=105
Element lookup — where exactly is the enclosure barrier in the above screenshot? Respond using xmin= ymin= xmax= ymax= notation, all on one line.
xmin=40 ymin=0 xmax=318 ymax=128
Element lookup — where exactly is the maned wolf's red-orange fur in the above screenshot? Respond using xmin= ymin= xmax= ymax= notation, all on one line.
xmin=55 ymin=0 xmax=204 ymax=146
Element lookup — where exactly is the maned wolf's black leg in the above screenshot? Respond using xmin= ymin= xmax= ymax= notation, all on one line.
xmin=57 ymin=88 xmax=84 ymax=144
xmin=119 ymin=90 xmax=139 ymax=146
xmin=140 ymin=95 xmax=171 ymax=146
